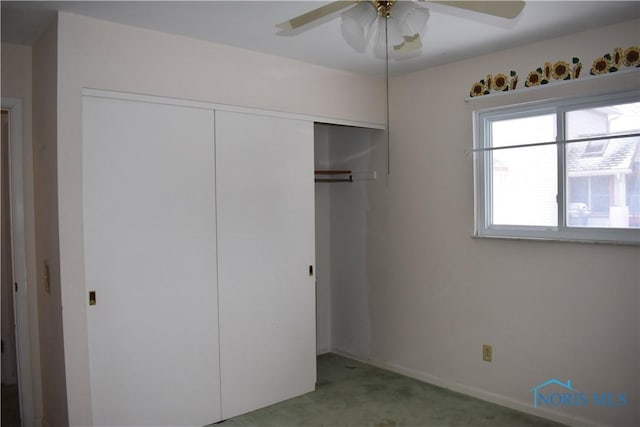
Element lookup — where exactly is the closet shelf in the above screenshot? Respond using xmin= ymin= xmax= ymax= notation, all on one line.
xmin=315 ymin=170 xmax=353 ymax=183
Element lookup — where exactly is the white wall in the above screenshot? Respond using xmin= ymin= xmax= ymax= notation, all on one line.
xmin=32 ymin=20 xmax=69 ymax=427
xmin=1 ymin=42 xmax=44 ymax=425
xmin=367 ymin=19 xmax=640 ymax=426
xmin=315 ymin=124 xmax=332 ymax=354
xmin=55 ymin=12 xmax=385 ymax=425
xmin=328 ymin=126 xmax=381 ymax=360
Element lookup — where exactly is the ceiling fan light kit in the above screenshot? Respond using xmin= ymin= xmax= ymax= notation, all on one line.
xmin=340 ymin=1 xmax=430 ymax=58
xmin=341 ymin=2 xmax=379 ymax=52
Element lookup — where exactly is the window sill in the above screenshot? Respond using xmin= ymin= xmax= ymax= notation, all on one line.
xmin=472 ymin=233 xmax=640 ymax=247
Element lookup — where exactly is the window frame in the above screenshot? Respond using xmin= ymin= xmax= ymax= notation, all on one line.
xmin=474 ymin=90 xmax=640 ymax=245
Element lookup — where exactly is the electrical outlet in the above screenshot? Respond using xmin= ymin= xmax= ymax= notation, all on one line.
xmin=482 ymin=344 xmax=492 ymax=362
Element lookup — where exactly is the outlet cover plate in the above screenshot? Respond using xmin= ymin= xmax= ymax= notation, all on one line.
xmin=482 ymin=344 xmax=492 ymax=362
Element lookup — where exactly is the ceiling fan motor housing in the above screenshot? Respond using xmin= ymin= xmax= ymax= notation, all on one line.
xmin=373 ymin=0 xmax=396 ymax=18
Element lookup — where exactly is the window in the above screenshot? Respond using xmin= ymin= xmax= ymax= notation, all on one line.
xmin=475 ymin=91 xmax=640 ymax=244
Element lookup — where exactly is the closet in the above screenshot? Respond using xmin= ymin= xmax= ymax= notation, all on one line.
xmin=313 ymin=123 xmax=383 ymax=360
xmin=215 ymin=110 xmax=316 ymax=419
xmin=82 ymin=92 xmax=316 ymax=426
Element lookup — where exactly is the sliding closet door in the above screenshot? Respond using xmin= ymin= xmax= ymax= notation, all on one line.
xmin=216 ymin=111 xmax=316 ymax=419
xmin=82 ymin=95 xmax=220 ymax=426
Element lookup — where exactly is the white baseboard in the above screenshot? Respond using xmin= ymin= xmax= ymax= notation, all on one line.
xmin=316 ymin=346 xmax=331 ymax=355
xmin=330 ymin=350 xmax=605 ymax=427
xmin=329 ymin=347 xmax=367 ymax=362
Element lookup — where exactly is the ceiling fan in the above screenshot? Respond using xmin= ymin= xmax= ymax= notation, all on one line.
xmin=277 ymin=1 xmax=524 ymax=175
xmin=277 ymin=1 xmax=525 ymax=58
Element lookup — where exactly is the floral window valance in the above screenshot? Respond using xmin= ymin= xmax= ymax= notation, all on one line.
xmin=469 ymin=46 xmax=639 ymax=98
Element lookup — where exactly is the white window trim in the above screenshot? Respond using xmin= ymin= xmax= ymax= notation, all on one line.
xmin=473 ymin=90 xmax=640 ymax=245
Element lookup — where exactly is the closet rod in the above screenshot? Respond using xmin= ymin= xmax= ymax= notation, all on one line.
xmin=315 ymin=177 xmax=353 ymax=183
xmin=314 ymin=169 xmax=353 ymax=183
xmin=314 ymin=170 xmax=352 ymax=175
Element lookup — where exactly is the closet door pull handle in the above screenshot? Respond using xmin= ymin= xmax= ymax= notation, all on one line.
xmin=309 ymin=265 xmax=313 ymax=276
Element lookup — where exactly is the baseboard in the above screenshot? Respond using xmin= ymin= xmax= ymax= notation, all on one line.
xmin=331 ymin=350 xmax=605 ymax=427
xmin=316 ymin=346 xmax=331 ymax=355
xmin=329 ymin=347 xmax=368 ymax=362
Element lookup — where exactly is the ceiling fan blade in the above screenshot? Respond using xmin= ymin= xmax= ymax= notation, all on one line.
xmin=428 ymin=1 xmax=525 ymax=19
xmin=394 ymin=33 xmax=422 ymax=52
xmin=276 ymin=1 xmax=358 ymax=30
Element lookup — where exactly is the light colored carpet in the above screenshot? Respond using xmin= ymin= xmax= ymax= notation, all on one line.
xmin=214 ymin=353 xmax=565 ymax=427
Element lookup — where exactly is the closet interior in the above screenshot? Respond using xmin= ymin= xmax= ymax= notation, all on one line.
xmin=314 ymin=123 xmax=384 ymax=361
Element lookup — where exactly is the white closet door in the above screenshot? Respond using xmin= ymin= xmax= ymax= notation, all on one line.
xmin=216 ymin=110 xmax=316 ymax=419
xmin=82 ymin=96 xmax=220 ymax=426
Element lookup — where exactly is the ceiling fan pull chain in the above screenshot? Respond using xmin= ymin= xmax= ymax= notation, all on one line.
xmin=385 ymin=15 xmax=391 ymax=176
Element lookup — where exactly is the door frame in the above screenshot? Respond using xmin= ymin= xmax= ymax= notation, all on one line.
xmin=2 ymin=97 xmax=37 ymax=426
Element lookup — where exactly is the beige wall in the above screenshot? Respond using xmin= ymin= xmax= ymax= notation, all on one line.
xmin=32 ymin=19 xmax=69 ymax=427
xmin=1 ymin=42 xmax=44 ymax=425
xmin=369 ymin=19 xmax=640 ymax=426
xmin=56 ymin=11 xmax=385 ymax=425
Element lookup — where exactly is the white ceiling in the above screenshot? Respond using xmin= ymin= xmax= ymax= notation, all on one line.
xmin=2 ymin=1 xmax=640 ymax=76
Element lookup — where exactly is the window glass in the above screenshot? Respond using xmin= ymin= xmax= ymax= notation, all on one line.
xmin=489 ymin=114 xmax=557 ymax=227
xmin=565 ymin=102 xmax=640 ymax=229
xmin=476 ymin=93 xmax=640 ymax=243
xmin=491 ymin=146 xmax=557 ymax=226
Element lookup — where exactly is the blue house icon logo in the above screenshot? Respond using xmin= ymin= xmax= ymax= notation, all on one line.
xmin=529 ymin=379 xmax=577 ymax=408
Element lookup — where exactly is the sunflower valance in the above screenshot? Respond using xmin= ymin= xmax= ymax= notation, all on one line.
xmin=468 ymin=45 xmax=639 ymax=98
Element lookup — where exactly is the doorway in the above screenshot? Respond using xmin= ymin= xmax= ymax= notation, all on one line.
xmin=1 ymin=108 xmax=21 ymax=426
xmin=2 ymin=97 xmax=37 ymax=426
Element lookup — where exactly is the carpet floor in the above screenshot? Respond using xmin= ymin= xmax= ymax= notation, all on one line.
xmin=215 ymin=353 xmax=564 ymax=427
